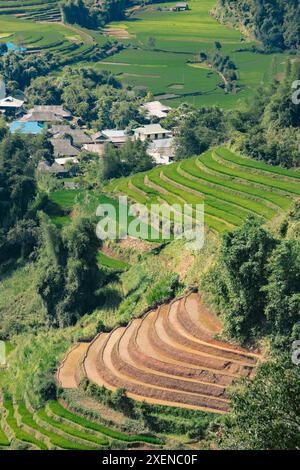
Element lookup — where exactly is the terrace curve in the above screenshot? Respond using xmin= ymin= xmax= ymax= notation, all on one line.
xmin=58 ymin=293 xmax=260 ymax=414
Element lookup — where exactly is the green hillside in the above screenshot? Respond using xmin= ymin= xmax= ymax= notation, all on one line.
xmin=105 ymin=147 xmax=299 ymax=234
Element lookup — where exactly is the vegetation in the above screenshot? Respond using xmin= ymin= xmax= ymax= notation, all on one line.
xmin=36 ymin=214 xmax=107 ymax=327
xmin=106 ymin=145 xmax=297 ymax=235
xmin=61 ymin=0 xmax=130 ymax=28
xmin=219 ymin=353 xmax=300 ymax=449
xmin=229 ymin=61 xmax=300 ymax=167
xmin=1 ymin=0 xmax=300 ymax=453
xmin=48 ymin=400 xmax=161 ymax=444
xmin=3 ymin=397 xmax=47 ymax=449
xmin=215 ymin=0 xmax=300 ymax=50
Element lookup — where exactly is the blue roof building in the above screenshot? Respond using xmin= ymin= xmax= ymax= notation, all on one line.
xmin=9 ymin=121 xmax=44 ymax=134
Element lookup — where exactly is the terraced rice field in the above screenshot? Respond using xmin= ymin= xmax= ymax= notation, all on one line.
xmin=93 ymin=0 xmax=289 ymax=108
xmin=0 ymin=0 xmax=61 ymax=23
xmin=0 ymin=14 xmax=98 ymax=63
xmin=0 ymin=394 xmax=159 ymax=449
xmin=105 ymin=147 xmax=299 ymax=235
xmin=58 ymin=293 xmax=260 ymax=413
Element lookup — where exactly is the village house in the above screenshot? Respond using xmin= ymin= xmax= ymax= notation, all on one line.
xmin=20 ymin=105 xmax=72 ymax=124
xmin=92 ymin=129 xmax=129 ymax=147
xmin=37 ymin=160 xmax=69 ymax=178
xmin=49 ymin=125 xmax=92 ymax=146
xmin=141 ymin=100 xmax=172 ymax=120
xmin=87 ymin=129 xmax=130 ymax=154
xmin=147 ymin=138 xmax=175 ymax=165
xmin=50 ymin=138 xmax=80 ymax=167
xmin=173 ymin=2 xmax=189 ymax=11
xmin=134 ymin=123 xmax=172 ymax=142
xmin=0 ymin=96 xmax=24 ymax=117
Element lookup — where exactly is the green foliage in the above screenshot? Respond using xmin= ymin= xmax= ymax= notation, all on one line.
xmin=220 ymin=353 xmax=300 ymax=449
xmin=0 ymin=51 xmax=57 ymax=90
xmin=0 ymin=262 xmax=47 ymax=338
xmin=36 ymin=213 xmax=106 ymax=326
xmin=163 ymin=104 xmax=228 ymax=160
xmin=147 ymin=273 xmax=180 ymax=306
xmin=61 ymin=0 xmax=129 ymax=28
xmin=37 ymin=407 xmax=107 ymax=447
xmin=230 ymin=61 xmax=300 ymax=167
xmin=0 ymin=423 xmax=10 ymax=446
xmin=199 ymin=47 xmax=238 ymax=93
xmin=215 ymin=0 xmax=300 ymax=50
xmin=0 ymin=132 xmax=52 ymax=264
xmin=204 ymin=216 xmax=277 ymax=343
xmin=4 ymin=330 xmax=71 ymax=407
xmin=264 ymin=239 xmax=300 ymax=341
xmin=26 ymin=67 xmax=122 ymax=125
xmin=48 ymin=399 xmax=161 ymax=444
xmin=100 ymin=140 xmax=155 ymax=182
xmin=3 ymin=397 xmax=47 ymax=449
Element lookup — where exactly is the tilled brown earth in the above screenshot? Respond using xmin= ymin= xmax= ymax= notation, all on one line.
xmin=58 ymin=293 xmax=260 ymax=413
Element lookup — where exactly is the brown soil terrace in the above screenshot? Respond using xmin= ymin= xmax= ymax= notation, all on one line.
xmin=57 ymin=293 xmax=260 ymax=414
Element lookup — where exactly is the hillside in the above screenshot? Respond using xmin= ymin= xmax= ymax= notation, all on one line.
xmin=214 ymin=0 xmax=300 ymax=50
xmin=105 ymin=146 xmax=300 ymax=235
xmin=0 ymin=0 xmax=291 ymax=108
xmin=58 ymin=293 xmax=260 ymax=413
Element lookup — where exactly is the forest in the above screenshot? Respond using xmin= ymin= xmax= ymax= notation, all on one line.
xmin=215 ymin=0 xmax=300 ymax=50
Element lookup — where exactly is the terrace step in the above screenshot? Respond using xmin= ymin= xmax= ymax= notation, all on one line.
xmin=57 ymin=343 xmax=89 ymax=388
xmin=112 ymin=319 xmax=228 ymax=399
xmin=130 ymin=311 xmax=234 ymax=386
xmin=84 ymin=329 xmax=228 ymax=413
xmin=148 ymin=305 xmax=253 ymax=376
xmin=59 ymin=293 xmax=260 ymax=412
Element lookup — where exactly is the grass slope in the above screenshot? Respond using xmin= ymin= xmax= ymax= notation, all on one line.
xmin=106 ymin=147 xmax=296 ymax=234
xmin=48 ymin=400 xmax=161 ymax=444
xmin=93 ymin=0 xmax=289 ymax=108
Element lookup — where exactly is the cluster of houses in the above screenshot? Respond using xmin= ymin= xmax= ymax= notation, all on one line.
xmin=0 ymin=80 xmax=176 ymax=177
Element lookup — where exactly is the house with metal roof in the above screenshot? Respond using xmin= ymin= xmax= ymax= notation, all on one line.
xmin=134 ymin=124 xmax=172 ymax=142
xmin=147 ymin=138 xmax=175 ymax=165
xmin=50 ymin=125 xmax=92 ymax=146
xmin=173 ymin=2 xmax=189 ymax=11
xmin=9 ymin=120 xmax=44 ymax=135
xmin=141 ymin=101 xmax=172 ymax=119
xmin=0 ymin=96 xmax=24 ymax=116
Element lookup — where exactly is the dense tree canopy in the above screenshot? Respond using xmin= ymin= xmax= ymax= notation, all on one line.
xmin=61 ymin=0 xmax=130 ymax=28
xmin=0 ymin=132 xmax=52 ymax=264
xmin=215 ymin=0 xmax=300 ymax=50
xmin=229 ymin=61 xmax=300 ymax=167
xmin=220 ymin=352 xmax=300 ymax=449
xmin=162 ymin=104 xmax=228 ymax=160
xmin=36 ymin=214 xmax=106 ymax=327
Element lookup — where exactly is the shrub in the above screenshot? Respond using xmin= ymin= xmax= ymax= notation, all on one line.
xmin=147 ymin=273 xmax=180 ymax=307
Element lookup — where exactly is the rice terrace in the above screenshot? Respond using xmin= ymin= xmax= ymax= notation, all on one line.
xmin=0 ymin=0 xmax=300 ymax=456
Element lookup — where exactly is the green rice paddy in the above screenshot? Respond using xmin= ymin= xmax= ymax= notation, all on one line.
xmin=93 ymin=0 xmax=290 ymax=108
xmin=0 ymin=396 xmax=161 ymax=449
xmin=0 ymin=0 xmax=292 ymax=108
xmin=105 ymin=147 xmax=298 ymax=235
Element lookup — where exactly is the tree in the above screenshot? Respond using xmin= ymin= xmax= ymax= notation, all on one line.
xmin=220 ymin=353 xmax=300 ymax=449
xmin=36 ymin=215 xmax=106 ymax=327
xmin=264 ymin=239 xmax=300 ymax=341
xmin=208 ymin=216 xmax=277 ymax=343
xmin=215 ymin=0 xmax=300 ymax=50
xmin=147 ymin=36 xmax=156 ymax=49
xmin=25 ymin=76 xmax=62 ymax=107
xmin=169 ymin=106 xmax=228 ymax=160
